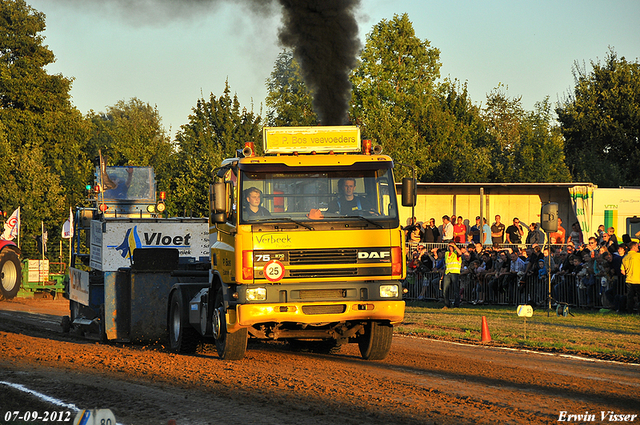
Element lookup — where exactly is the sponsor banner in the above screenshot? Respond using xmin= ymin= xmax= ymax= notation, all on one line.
xmin=90 ymin=220 xmax=209 ymax=271
xmin=263 ymin=126 xmax=360 ymax=154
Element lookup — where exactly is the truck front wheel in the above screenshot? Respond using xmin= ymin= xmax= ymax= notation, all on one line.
xmin=358 ymin=321 xmax=393 ymax=360
xmin=0 ymin=250 xmax=21 ymax=300
xmin=168 ymin=290 xmax=199 ymax=354
xmin=213 ymin=287 xmax=247 ymax=360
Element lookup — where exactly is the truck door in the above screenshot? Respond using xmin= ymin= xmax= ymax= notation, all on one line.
xmin=215 ymin=168 xmax=238 ymax=283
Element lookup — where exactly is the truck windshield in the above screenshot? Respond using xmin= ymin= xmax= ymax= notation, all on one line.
xmin=240 ymin=165 xmax=398 ymax=225
xmin=100 ymin=166 xmax=155 ymax=202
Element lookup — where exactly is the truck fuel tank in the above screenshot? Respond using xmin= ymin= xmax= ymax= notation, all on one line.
xmin=189 ymin=288 xmax=210 ymax=336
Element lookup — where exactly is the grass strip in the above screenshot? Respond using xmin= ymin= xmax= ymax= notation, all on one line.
xmin=397 ymin=301 xmax=640 ymax=363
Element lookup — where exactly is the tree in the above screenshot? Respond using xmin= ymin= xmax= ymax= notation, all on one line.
xmin=0 ymin=0 xmax=90 ymax=258
xmin=482 ymin=86 xmax=571 ymax=183
xmin=350 ymin=13 xmax=443 ymax=181
xmin=171 ymin=82 xmax=262 ymax=217
xmin=351 ymin=14 xmax=497 ymax=183
xmin=265 ymin=51 xmax=317 ymax=127
xmin=86 ymin=98 xmax=174 ymax=194
xmin=11 ymin=146 xmax=66 ymax=258
xmin=521 ymin=98 xmax=572 ymax=183
xmin=556 ymin=48 xmax=640 ymax=186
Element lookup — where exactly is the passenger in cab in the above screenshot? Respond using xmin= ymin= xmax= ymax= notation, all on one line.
xmin=243 ymin=187 xmax=271 ymax=219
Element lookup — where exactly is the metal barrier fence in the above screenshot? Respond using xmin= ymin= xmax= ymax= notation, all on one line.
xmin=403 ymin=241 xmax=631 ymax=309
xmin=402 ymin=269 xmax=629 ymax=309
xmin=407 ymin=241 xmax=565 ymax=253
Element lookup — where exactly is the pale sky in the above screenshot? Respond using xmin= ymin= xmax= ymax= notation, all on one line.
xmin=27 ymin=0 xmax=640 ymax=137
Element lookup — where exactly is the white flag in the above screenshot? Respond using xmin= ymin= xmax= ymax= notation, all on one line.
xmin=62 ymin=207 xmax=74 ymax=239
xmin=2 ymin=207 xmax=20 ymax=241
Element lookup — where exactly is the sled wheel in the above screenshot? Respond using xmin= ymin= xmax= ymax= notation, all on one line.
xmin=168 ymin=290 xmax=199 ymax=354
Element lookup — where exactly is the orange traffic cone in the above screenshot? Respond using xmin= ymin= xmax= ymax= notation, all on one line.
xmin=481 ymin=315 xmax=491 ymax=342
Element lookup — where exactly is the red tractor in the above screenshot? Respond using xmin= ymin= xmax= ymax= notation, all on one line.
xmin=0 ymin=239 xmax=21 ymax=300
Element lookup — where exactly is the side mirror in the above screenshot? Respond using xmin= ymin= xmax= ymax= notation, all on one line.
xmin=401 ymin=177 xmax=416 ymax=207
xmin=210 ymin=182 xmax=228 ymax=223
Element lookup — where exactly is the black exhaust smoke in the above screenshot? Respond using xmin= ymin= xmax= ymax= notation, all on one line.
xmin=276 ymin=0 xmax=361 ymax=125
xmin=53 ymin=0 xmax=362 ymax=125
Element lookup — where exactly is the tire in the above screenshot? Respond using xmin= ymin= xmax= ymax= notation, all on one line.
xmin=168 ymin=290 xmax=200 ymax=354
xmin=213 ymin=287 xmax=247 ymax=360
xmin=358 ymin=321 xmax=393 ymax=360
xmin=0 ymin=250 xmax=21 ymax=300
xmin=61 ymin=316 xmax=71 ymax=333
xmin=99 ymin=305 xmax=107 ymax=342
xmin=69 ymin=300 xmax=85 ymax=337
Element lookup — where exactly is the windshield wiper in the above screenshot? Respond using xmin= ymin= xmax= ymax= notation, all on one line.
xmin=252 ymin=217 xmax=314 ymax=230
xmin=343 ymin=215 xmax=384 ymax=228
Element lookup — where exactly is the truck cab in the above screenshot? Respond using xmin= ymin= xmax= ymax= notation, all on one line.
xmin=175 ymin=126 xmax=412 ymax=360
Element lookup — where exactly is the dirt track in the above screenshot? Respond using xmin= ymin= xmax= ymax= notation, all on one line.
xmin=1 ymin=298 xmax=639 ymax=425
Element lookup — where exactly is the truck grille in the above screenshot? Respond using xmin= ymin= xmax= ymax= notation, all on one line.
xmin=302 ymin=305 xmax=346 ymax=315
xmin=289 ymin=268 xmax=357 ymax=278
xmin=298 ymin=289 xmax=347 ymax=299
xmin=289 ymin=249 xmax=358 ymax=265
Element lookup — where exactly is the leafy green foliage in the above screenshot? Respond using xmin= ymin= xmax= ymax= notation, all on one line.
xmin=87 ymin=99 xmax=172 ymax=167
xmin=350 ymin=14 xmax=498 ymax=183
xmin=350 ymin=13 xmax=442 ymax=181
xmin=557 ymin=48 xmax=640 ymax=187
xmin=265 ymin=51 xmax=317 ymax=127
xmin=170 ymin=82 xmax=261 ymax=217
xmin=350 ymin=14 xmax=571 ymax=184
xmin=429 ymin=80 xmax=493 ymax=182
xmin=0 ymin=0 xmax=90 ymax=259
xmin=483 ymin=86 xmax=571 ymax=182
xmin=86 ymin=98 xmax=174 ymax=200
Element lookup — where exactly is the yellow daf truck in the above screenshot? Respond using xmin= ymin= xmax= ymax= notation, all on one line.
xmin=169 ymin=126 xmax=414 ymax=360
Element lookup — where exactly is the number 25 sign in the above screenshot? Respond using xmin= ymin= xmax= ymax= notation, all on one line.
xmin=263 ymin=260 xmax=285 ymax=282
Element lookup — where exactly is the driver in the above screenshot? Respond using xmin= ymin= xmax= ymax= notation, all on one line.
xmin=243 ymin=187 xmax=271 ymax=219
xmin=327 ymin=178 xmax=374 ymax=215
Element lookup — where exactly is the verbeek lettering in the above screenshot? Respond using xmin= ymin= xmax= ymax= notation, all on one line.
xmin=256 ymin=234 xmax=292 ymax=244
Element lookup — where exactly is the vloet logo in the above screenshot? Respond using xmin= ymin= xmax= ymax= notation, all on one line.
xmin=143 ymin=232 xmax=192 ymax=246
xmin=115 ymin=226 xmax=193 ymax=260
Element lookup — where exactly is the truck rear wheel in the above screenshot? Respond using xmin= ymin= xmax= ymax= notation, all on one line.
xmin=169 ymin=290 xmax=199 ymax=354
xmin=213 ymin=288 xmax=247 ymax=360
xmin=0 ymin=250 xmax=21 ymax=300
xmin=358 ymin=321 xmax=393 ymax=360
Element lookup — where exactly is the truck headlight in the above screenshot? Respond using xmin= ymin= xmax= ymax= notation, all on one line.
xmin=246 ymin=287 xmax=267 ymax=301
xmin=379 ymin=284 xmax=399 ymax=298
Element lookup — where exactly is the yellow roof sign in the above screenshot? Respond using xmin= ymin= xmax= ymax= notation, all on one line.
xmin=263 ymin=126 xmax=361 ymax=154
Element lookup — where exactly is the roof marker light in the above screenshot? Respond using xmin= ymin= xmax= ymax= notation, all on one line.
xmin=363 ymin=139 xmax=372 ymax=155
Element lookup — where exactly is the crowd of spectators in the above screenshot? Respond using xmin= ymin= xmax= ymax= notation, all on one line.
xmin=403 ymin=214 xmax=639 ymax=314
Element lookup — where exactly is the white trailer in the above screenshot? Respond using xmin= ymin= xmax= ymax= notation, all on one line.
xmin=570 ymin=186 xmax=640 ymax=243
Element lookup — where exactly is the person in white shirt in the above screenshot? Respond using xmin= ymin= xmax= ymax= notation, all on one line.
xmin=441 ymin=215 xmax=454 ymax=243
